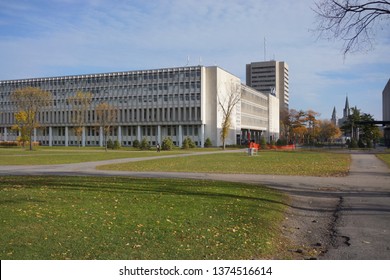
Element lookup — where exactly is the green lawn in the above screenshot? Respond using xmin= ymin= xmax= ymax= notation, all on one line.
xmin=0 ymin=148 xmax=351 ymax=177
xmin=0 ymin=147 xmax=207 ymax=165
xmin=99 ymin=150 xmax=351 ymax=177
xmin=377 ymin=153 xmax=390 ymax=168
xmin=0 ymin=176 xmax=286 ymax=260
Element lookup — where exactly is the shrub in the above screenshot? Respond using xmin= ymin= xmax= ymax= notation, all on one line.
xmin=162 ymin=137 xmax=174 ymax=151
xmin=260 ymin=137 xmax=267 ymax=149
xmin=276 ymin=138 xmax=287 ymax=146
xmin=204 ymin=137 xmax=212 ymax=148
xmin=140 ymin=137 xmax=151 ymax=150
xmin=0 ymin=141 xmax=18 ymax=147
xmin=107 ymin=139 xmax=114 ymax=149
xmin=182 ymin=137 xmax=196 ymax=149
xmin=182 ymin=138 xmax=190 ymax=150
xmin=132 ymin=139 xmax=140 ymax=148
xmin=0 ymin=141 xmax=40 ymax=148
xmin=349 ymin=139 xmax=358 ymax=148
xmin=113 ymin=140 xmax=121 ymax=150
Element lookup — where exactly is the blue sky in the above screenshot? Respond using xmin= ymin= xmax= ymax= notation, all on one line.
xmin=1 ymin=0 xmax=389 ymax=120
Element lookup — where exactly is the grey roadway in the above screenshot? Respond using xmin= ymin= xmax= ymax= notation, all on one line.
xmin=1 ymin=150 xmax=389 ymax=259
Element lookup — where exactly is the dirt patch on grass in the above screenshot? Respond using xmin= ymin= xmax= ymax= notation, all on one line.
xmin=277 ymin=194 xmax=339 ymax=259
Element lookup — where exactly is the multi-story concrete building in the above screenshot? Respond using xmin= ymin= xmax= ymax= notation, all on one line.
xmin=246 ymin=60 xmax=289 ymax=114
xmin=383 ymin=79 xmax=390 ymax=122
xmin=0 ymin=66 xmax=279 ymax=147
xmin=383 ymin=79 xmax=390 ymax=147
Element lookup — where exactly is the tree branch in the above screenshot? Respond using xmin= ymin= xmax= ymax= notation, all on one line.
xmin=313 ymin=0 xmax=390 ymax=56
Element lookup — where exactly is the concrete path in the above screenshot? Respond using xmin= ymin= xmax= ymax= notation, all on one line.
xmin=322 ymin=154 xmax=390 ymax=260
xmin=0 ymin=150 xmax=389 ymax=259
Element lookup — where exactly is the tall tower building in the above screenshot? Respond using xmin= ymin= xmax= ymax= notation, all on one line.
xmin=246 ymin=60 xmax=289 ymax=113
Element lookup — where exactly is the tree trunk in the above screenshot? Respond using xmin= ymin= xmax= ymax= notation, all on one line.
xmin=29 ymin=129 xmax=33 ymax=151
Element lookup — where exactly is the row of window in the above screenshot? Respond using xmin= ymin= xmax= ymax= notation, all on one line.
xmin=0 ymin=93 xmax=202 ymax=108
xmin=39 ymin=125 xmax=201 ymax=138
xmin=241 ymin=102 xmax=268 ymax=118
xmin=241 ymin=115 xmax=268 ymax=128
xmin=0 ymin=106 xmax=202 ymax=125
xmin=38 ymin=140 xmax=201 ymax=147
xmin=0 ymin=69 xmax=202 ymax=90
xmin=2 ymin=124 xmax=202 ymax=146
xmin=241 ymin=91 xmax=268 ymax=107
xmin=0 ymin=81 xmax=202 ymax=101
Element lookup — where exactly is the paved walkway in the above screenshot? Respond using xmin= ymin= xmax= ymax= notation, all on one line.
xmin=0 ymin=150 xmax=389 ymax=259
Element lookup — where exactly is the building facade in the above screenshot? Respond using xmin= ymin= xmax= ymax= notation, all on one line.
xmin=383 ymin=79 xmax=390 ymax=122
xmin=0 ymin=66 xmax=279 ymax=147
xmin=383 ymin=79 xmax=390 ymax=147
xmin=246 ymin=60 xmax=289 ymax=114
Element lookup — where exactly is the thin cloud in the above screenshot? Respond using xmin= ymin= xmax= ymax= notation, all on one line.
xmin=0 ymin=0 xmax=389 ymax=120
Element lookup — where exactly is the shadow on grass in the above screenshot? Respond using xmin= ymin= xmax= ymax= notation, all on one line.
xmin=0 ymin=176 xmax=285 ymax=213
xmin=3 ymin=176 xmax=390 ymax=216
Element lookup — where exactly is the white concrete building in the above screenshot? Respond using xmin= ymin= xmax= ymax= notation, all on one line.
xmin=0 ymin=66 xmax=279 ymax=147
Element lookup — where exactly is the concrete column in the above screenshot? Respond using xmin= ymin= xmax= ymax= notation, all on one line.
xmin=118 ymin=126 xmax=122 ymax=144
xmin=137 ymin=125 xmax=141 ymax=141
xmin=65 ymin=127 xmax=69 ymax=147
xmin=99 ymin=126 xmax=103 ymax=147
xmin=33 ymin=128 xmax=37 ymax=143
xmin=82 ymin=126 xmax=86 ymax=147
xmin=200 ymin=124 xmax=205 ymax=147
xmin=178 ymin=125 xmax=183 ymax=147
xmin=49 ymin=127 xmax=53 ymax=146
xmin=157 ymin=125 xmax=161 ymax=145
xmin=4 ymin=127 xmax=7 ymax=141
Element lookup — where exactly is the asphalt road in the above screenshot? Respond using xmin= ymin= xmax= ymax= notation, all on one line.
xmin=1 ymin=150 xmax=389 ymax=259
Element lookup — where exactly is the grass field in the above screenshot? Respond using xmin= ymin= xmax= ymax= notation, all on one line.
xmin=377 ymin=153 xmax=390 ymax=168
xmin=99 ymin=150 xmax=351 ymax=177
xmin=0 ymin=147 xmax=354 ymax=260
xmin=0 ymin=147 xmax=208 ymax=165
xmin=0 ymin=148 xmax=351 ymax=177
xmin=0 ymin=176 xmax=286 ymax=260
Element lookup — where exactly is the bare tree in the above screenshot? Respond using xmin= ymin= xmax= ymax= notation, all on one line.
xmin=10 ymin=87 xmax=52 ymax=150
xmin=306 ymin=109 xmax=321 ymax=144
xmin=313 ymin=0 xmax=390 ymax=56
xmin=280 ymin=108 xmax=293 ymax=143
xmin=95 ymin=102 xmax=117 ymax=151
xmin=218 ymin=79 xmax=241 ymax=150
xmin=67 ymin=91 xmax=92 ymax=147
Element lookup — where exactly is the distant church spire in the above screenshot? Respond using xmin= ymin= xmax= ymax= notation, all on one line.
xmin=331 ymin=106 xmax=337 ymax=126
xmin=343 ymin=95 xmax=350 ymax=118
